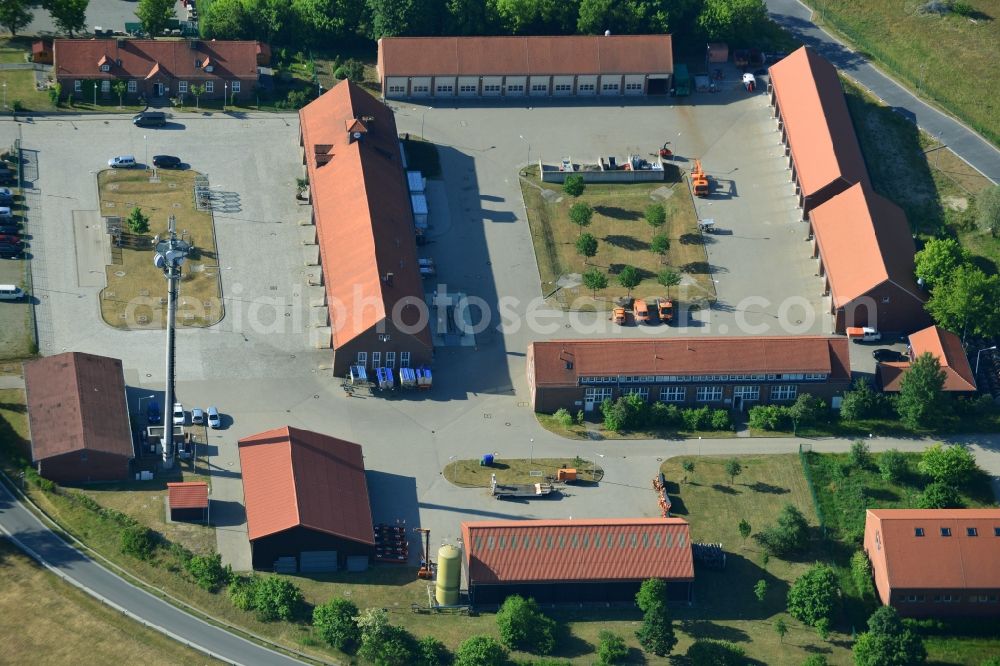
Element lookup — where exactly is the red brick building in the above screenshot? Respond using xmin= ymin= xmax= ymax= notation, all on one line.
xmin=53 ymin=39 xmax=261 ymax=103
xmin=24 ymin=352 xmax=134 ymax=483
xmin=527 ymin=336 xmax=851 ymax=414
xmin=462 ymin=518 xmax=694 ymax=606
xmin=864 ymin=509 xmax=1000 ymax=617
xmin=878 ymin=325 xmax=976 ymax=393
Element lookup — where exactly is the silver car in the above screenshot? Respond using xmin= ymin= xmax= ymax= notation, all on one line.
xmin=191 ymin=407 xmax=205 ymax=425
xmin=207 ymin=406 xmax=221 ymax=429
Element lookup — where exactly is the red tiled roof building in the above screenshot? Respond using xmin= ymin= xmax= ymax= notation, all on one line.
xmin=462 ymin=518 xmax=695 ymax=605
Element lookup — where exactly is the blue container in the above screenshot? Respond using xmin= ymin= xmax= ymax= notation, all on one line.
xmin=481 ymin=454 xmax=494 ymax=467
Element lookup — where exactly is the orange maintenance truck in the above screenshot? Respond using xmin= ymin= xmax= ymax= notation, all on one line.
xmin=612 ymin=306 xmax=626 ymax=325
xmin=634 ymin=299 xmax=651 ymax=324
xmin=656 ymin=298 xmax=674 ymax=324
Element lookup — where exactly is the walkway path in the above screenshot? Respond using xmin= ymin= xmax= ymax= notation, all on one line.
xmin=765 ymin=0 xmax=1000 ymax=183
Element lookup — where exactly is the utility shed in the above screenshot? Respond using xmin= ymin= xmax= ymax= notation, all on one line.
xmin=167 ymin=481 xmax=209 ymax=523
xmin=24 ymin=352 xmax=134 ymax=483
xmin=238 ymin=426 xmax=375 ymax=572
xmin=462 ymin=518 xmax=694 ymax=606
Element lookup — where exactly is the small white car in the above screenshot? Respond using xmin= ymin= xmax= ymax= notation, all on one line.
xmin=108 ymin=155 xmax=137 ymax=168
xmin=191 ymin=407 xmax=205 ymax=425
xmin=172 ymin=402 xmax=185 ymax=425
xmin=206 ymin=406 xmax=221 ymax=429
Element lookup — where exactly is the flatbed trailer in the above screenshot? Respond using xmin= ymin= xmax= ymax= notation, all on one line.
xmin=490 ymin=473 xmax=554 ymax=499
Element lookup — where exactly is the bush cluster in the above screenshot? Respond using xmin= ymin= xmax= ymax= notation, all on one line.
xmin=228 ymin=574 xmax=304 ymax=622
xmin=753 ymin=504 xmax=810 ymax=558
xmin=600 ymin=394 xmax=731 ymax=433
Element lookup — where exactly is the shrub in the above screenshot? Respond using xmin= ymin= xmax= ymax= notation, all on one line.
xmin=120 ymin=524 xmax=156 ymax=560
xmin=456 ymin=634 xmax=508 ymax=666
xmin=228 ymin=574 xmax=258 ymax=611
xmin=496 ymin=595 xmax=557 ymax=655
xmin=753 ymin=504 xmax=809 ymax=557
xmin=917 ymin=482 xmax=963 ymax=509
xmin=748 ymin=404 xmax=788 ymax=430
xmin=681 ymin=405 xmax=712 ymax=431
xmin=185 ymin=553 xmax=231 ymax=592
xmin=552 ymin=408 xmax=573 ymax=428
xmin=313 ymin=597 xmax=360 ymax=651
xmin=416 ymin=635 xmax=452 ymax=666
xmin=918 ymin=443 xmax=978 ymax=487
xmin=851 ymin=550 xmax=874 ymax=598
xmin=252 ymin=576 xmax=304 ymax=622
xmin=650 ymin=401 xmax=680 ymax=428
xmin=126 ymin=206 xmax=150 ymax=234
xmin=878 ymin=449 xmax=908 ymax=483
xmin=357 ymin=608 xmax=416 ymax=666
xmin=596 ymin=630 xmax=628 ymax=665
xmin=840 ymin=378 xmax=890 ymax=421
xmin=849 ymin=440 xmax=872 ymax=469
xmin=787 ymin=564 xmax=838 ymax=627
xmin=709 ymin=409 xmax=731 ymax=431
xmin=562 ymin=174 xmax=584 ymax=197
xmin=686 ymin=639 xmax=745 ymax=665
xmin=801 ymin=656 xmax=829 ymax=666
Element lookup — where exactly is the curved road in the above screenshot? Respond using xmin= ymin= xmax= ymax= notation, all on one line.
xmin=766 ymin=0 xmax=1000 ymax=183
xmin=0 ymin=481 xmax=305 ymax=666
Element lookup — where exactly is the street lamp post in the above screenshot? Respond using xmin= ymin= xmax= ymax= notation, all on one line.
xmin=529 ymin=438 xmax=534 ymax=464
xmin=519 ymin=134 xmax=530 ymax=165
xmin=138 ymin=393 xmax=155 ymax=413
xmin=223 ymin=82 xmax=228 ymax=112
xmin=975 ymin=346 xmax=998 ymax=377
xmin=2 ymin=81 xmax=6 ymax=110
xmin=143 ymin=134 xmax=148 ymax=170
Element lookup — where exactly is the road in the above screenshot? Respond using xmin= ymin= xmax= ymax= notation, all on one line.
xmin=0 ymin=481 xmax=306 ymax=666
xmin=765 ymin=0 xmax=1000 ymax=183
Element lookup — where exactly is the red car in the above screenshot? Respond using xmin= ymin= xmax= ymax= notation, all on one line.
xmin=0 ymin=234 xmax=21 ymax=245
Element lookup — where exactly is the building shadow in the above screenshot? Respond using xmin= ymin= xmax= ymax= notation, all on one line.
xmin=209 ymin=498 xmax=246 ymax=528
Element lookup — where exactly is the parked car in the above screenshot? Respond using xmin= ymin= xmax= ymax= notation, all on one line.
xmin=191 ymin=407 xmax=205 ymax=425
xmin=0 ymin=188 xmax=13 ymax=205
xmin=172 ymin=402 xmax=185 ymax=425
xmin=0 ymin=234 xmax=22 ymax=247
xmin=0 ymin=243 xmax=22 ymax=258
xmin=0 ymin=284 xmax=24 ymax=300
xmin=108 ymin=155 xmax=137 ymax=168
xmin=132 ymin=111 xmax=166 ymax=128
xmin=206 ymin=406 xmax=221 ymax=429
xmin=152 ymin=155 xmax=181 ymax=169
xmin=873 ymin=348 xmax=906 ymax=362
xmin=0 ymin=206 xmax=13 ymax=221
xmin=0 ymin=225 xmax=19 ymax=236
xmin=847 ymin=326 xmax=881 ymax=343
xmin=147 ymin=400 xmax=161 ymax=424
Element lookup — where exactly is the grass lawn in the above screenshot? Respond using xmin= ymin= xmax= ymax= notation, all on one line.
xmin=520 ymin=165 xmax=713 ymax=311
xmin=0 ymin=539 xmax=219 ymax=665
xmin=0 ymin=69 xmax=55 ymax=113
xmin=842 ymin=77 xmax=999 ymax=275
xmin=659 ymin=454 xmax=855 ymax=665
xmin=442 ymin=457 xmax=603 ymax=487
xmin=97 ymin=169 xmax=224 ymax=329
xmin=807 ymin=0 xmax=1000 ymax=147
xmin=926 ymin=636 xmax=1000 ymax=666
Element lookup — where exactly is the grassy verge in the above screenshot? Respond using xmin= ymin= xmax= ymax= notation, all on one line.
xmin=442 ymin=457 xmax=603 ymax=487
xmin=925 ymin=635 xmax=1000 ymax=665
xmin=0 ymin=539 xmax=219 ymax=664
xmin=519 ymin=165 xmax=713 ymax=310
xmin=97 ymin=168 xmax=224 ymax=329
xmin=807 ymin=0 xmax=1000 ymax=147
xmin=842 ymin=76 xmax=998 ymax=274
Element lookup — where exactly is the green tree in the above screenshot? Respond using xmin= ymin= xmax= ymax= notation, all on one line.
xmin=190 ymin=83 xmax=206 ymax=109
xmin=697 ymin=0 xmax=768 ymax=42
xmin=228 ymin=574 xmax=259 ymax=611
xmin=335 ymin=58 xmax=365 ymax=81
xmin=617 ymin=265 xmax=640 ymax=296
xmin=897 ymin=352 xmax=948 ymax=428
xmin=650 ymin=233 xmax=670 ymax=263
xmin=657 ymin=268 xmax=681 ymax=299
xmin=582 ymin=267 xmax=608 ymax=298
xmin=787 ymin=564 xmax=838 ymax=628
xmin=596 ymin=630 xmax=628 ymax=665
xmin=738 ymin=518 xmax=752 ymax=545
xmin=126 ymin=207 xmax=150 ymax=234
xmin=136 ymin=0 xmax=176 ymax=37
xmin=878 ymin=449 xmax=907 ymax=483
xmin=455 ymin=634 xmax=507 ymax=666
xmin=635 ymin=578 xmax=668 ymax=612
xmin=914 ymin=237 xmax=969 ymax=289
xmin=252 ymin=576 xmax=303 ymax=621
xmin=562 ymin=174 xmax=585 ymax=197
xmin=47 ymin=0 xmax=88 ymax=36
xmin=840 ymin=377 xmax=890 ymax=422
xmin=802 ymin=656 xmax=829 ymax=666
xmin=635 ymin=579 xmax=677 ymax=657
xmin=789 ymin=394 xmax=824 ymax=433
xmin=415 ymin=635 xmax=451 ymax=666
xmin=496 ymin=595 xmax=556 ymax=654
xmin=365 ymin=0 xmax=439 ymax=39
xmin=926 ymin=264 xmax=1000 ymax=340
xmin=754 ymin=503 xmax=810 ymax=557
xmin=753 ymin=578 xmax=768 ymax=602
xmin=112 ymin=80 xmax=127 ymax=108
xmin=292 ymin=0 xmax=364 ymax=44
xmin=0 ymin=0 xmax=33 ymax=37
xmin=184 ymin=553 xmax=231 ymax=592
xmin=775 ymin=617 xmax=788 ymax=643
xmin=576 ymin=232 xmax=598 ymax=264
xmin=682 ymin=460 xmax=695 ymax=483
xmin=569 ymin=201 xmax=593 ymax=235
xmin=242 ymin=0 xmax=293 ymax=43
xmin=917 ymin=481 xmax=963 ymax=509
xmin=918 ymin=443 xmax=978 ymax=486
xmin=852 ymin=606 xmax=927 ymax=666
xmin=686 ymin=639 xmax=746 ymax=665
xmin=199 ymin=0 xmax=249 ymax=39
xmin=724 ymin=458 xmax=742 ymax=485
xmin=48 ymin=81 xmax=62 ymax=107
xmin=312 ymin=597 xmax=360 ymax=651
xmin=357 ymin=608 xmax=415 ymax=666
xmin=445 ymin=0 xmax=491 ymax=35
xmin=120 ymin=524 xmax=156 ymax=559
xmin=645 ymin=203 xmax=666 ymax=230
xmin=850 ymin=439 xmax=872 ymax=469
xmin=850 ymin=550 xmax=874 ymax=598
xmin=975 ymin=184 xmax=1000 ymax=238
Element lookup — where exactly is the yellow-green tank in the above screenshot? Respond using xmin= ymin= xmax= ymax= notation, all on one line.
xmin=435 ymin=545 xmax=461 ymax=606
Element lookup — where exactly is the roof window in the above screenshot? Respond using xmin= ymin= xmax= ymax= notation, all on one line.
xmin=967 ymin=528 xmax=978 ymax=537
xmin=941 ymin=527 xmax=952 ymax=537
xmin=914 ymin=528 xmax=924 ymax=537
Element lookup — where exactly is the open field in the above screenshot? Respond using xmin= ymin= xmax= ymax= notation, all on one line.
xmin=842 ymin=78 xmax=998 ymax=275
xmin=0 ymin=539 xmax=218 ymax=666
xmin=520 ymin=166 xmax=712 ymax=310
xmin=808 ymin=0 xmax=1000 ymax=147
xmin=97 ymin=168 xmax=224 ymax=329
xmin=443 ymin=456 xmax=603 ymax=487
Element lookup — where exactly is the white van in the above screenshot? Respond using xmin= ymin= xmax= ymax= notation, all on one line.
xmin=0 ymin=284 xmax=24 ymax=300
